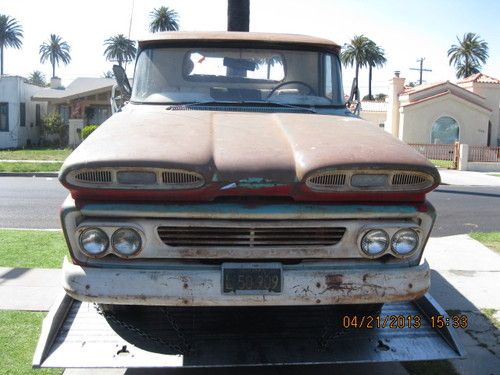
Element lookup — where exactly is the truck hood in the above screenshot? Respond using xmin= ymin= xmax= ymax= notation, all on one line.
xmin=60 ymin=105 xmax=439 ymax=202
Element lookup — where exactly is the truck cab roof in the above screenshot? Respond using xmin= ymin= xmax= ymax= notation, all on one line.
xmin=137 ymin=31 xmax=340 ymax=52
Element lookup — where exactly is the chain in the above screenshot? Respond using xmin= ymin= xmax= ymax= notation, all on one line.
xmin=160 ymin=307 xmax=192 ymax=355
xmin=94 ymin=304 xmax=192 ymax=355
xmin=317 ymin=308 xmax=346 ymax=352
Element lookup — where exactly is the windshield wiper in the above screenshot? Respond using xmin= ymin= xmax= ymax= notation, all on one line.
xmin=166 ymin=100 xmax=319 ymax=113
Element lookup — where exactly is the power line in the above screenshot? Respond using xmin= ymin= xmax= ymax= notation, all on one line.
xmin=409 ymin=58 xmax=432 ymax=85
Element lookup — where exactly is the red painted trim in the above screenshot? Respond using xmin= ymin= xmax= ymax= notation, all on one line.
xmin=68 ymin=181 xmax=433 ymax=204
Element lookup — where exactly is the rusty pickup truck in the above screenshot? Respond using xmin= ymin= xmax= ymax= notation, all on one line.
xmin=33 ymin=32 xmax=467 ymax=369
xmin=58 ymin=32 xmax=439 ymax=310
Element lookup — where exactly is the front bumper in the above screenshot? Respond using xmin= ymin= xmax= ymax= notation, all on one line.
xmin=62 ymin=257 xmax=430 ymax=306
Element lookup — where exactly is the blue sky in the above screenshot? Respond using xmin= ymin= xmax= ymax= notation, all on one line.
xmin=2 ymin=0 xmax=499 ymax=97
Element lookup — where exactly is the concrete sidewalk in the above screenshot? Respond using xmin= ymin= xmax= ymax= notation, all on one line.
xmin=438 ymin=168 xmax=500 ymax=186
xmin=0 ymin=267 xmax=61 ymax=310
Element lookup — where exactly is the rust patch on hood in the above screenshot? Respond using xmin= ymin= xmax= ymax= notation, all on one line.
xmin=62 ymin=107 xmax=436 ymax=181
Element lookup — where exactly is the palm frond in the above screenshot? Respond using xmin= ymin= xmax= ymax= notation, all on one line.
xmin=0 ymin=14 xmax=23 ymax=49
xmin=149 ymin=6 xmax=179 ymax=33
xmin=447 ymin=32 xmax=489 ymax=78
xmin=103 ymin=34 xmax=137 ymax=66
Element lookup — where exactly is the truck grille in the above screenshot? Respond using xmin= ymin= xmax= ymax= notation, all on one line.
xmin=306 ymin=173 xmax=347 ymax=189
xmin=161 ymin=170 xmax=204 ymax=188
xmin=74 ymin=170 xmax=112 ymax=184
xmin=391 ymin=173 xmax=427 ymax=185
xmin=157 ymin=226 xmax=346 ymax=247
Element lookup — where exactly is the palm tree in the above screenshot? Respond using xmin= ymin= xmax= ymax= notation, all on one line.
xmin=341 ymin=35 xmax=371 ymax=95
xmin=365 ymin=41 xmax=386 ymax=100
xmin=228 ymin=0 xmax=250 ymax=31
xmin=39 ymin=34 xmax=71 ymax=78
xmin=149 ymin=6 xmax=179 ymax=32
xmin=103 ymin=34 xmax=137 ymax=68
xmin=454 ymin=62 xmax=480 ymax=79
xmin=448 ymin=33 xmax=489 ymax=79
xmin=0 ymin=15 xmax=23 ymax=75
xmin=26 ymin=70 xmax=47 ymax=86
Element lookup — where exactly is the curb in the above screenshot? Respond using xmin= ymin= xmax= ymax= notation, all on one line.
xmin=0 ymin=172 xmax=58 ymax=177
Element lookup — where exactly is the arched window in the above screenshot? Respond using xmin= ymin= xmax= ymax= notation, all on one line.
xmin=431 ymin=116 xmax=459 ymax=144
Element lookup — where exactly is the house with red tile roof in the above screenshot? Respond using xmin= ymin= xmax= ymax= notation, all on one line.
xmin=385 ymin=73 xmax=500 ymax=146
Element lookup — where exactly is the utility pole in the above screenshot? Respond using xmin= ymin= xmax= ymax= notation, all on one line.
xmin=410 ymin=58 xmax=432 ymax=85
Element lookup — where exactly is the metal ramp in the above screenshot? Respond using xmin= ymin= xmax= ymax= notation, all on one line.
xmin=34 ymin=293 xmax=464 ymax=368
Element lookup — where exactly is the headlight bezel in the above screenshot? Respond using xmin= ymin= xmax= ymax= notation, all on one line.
xmin=391 ymin=228 xmax=420 ymax=256
xmin=360 ymin=229 xmax=390 ymax=257
xmin=78 ymin=227 xmax=109 ymax=257
xmin=76 ymin=225 xmax=145 ymax=259
xmin=358 ymin=225 xmax=422 ymax=259
xmin=111 ymin=227 xmax=143 ymax=258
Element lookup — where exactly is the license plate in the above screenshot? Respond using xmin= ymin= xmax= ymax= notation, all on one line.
xmin=222 ymin=263 xmax=282 ymax=294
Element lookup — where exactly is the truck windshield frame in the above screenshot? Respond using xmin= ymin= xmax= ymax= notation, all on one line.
xmin=131 ymin=46 xmax=344 ymax=107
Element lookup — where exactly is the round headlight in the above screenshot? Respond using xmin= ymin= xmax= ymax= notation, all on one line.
xmin=79 ymin=228 xmax=109 ymax=256
xmin=111 ymin=228 xmax=142 ymax=256
xmin=361 ymin=230 xmax=389 ymax=256
xmin=391 ymin=229 xmax=419 ymax=255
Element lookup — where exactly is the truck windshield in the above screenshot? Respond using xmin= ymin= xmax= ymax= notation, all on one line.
xmin=131 ymin=47 xmax=344 ymax=107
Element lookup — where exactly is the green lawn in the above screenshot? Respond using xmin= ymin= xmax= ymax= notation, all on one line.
xmin=0 ymin=162 xmax=63 ymax=172
xmin=470 ymin=231 xmax=500 ymax=253
xmin=0 ymin=229 xmax=67 ymax=268
xmin=430 ymin=159 xmax=454 ymax=168
xmin=0 ymin=148 xmax=72 ymax=161
xmin=0 ymin=311 xmax=62 ymax=375
xmin=489 ymin=174 xmax=500 ymax=177
xmin=481 ymin=308 xmax=500 ymax=328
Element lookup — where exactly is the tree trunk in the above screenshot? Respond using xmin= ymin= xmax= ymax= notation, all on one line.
xmin=51 ymin=56 xmax=56 ymax=78
xmin=0 ymin=45 xmax=3 ymax=75
xmin=228 ymin=0 xmax=250 ymax=31
xmin=368 ymin=65 xmax=373 ymax=100
xmin=355 ymin=62 xmax=359 ymax=99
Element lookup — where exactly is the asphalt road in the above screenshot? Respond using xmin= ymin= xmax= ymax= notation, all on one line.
xmin=429 ymin=186 xmax=500 ymax=236
xmin=0 ymin=176 xmax=67 ymax=229
xmin=0 ymin=177 xmax=499 ymax=236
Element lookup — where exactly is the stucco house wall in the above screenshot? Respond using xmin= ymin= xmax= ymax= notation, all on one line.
xmin=359 ymin=101 xmax=387 ymax=128
xmin=459 ymin=82 xmax=500 ymax=146
xmin=359 ymin=111 xmax=386 ymax=127
xmin=399 ymin=94 xmax=490 ymax=145
xmin=0 ymin=76 xmax=47 ymax=149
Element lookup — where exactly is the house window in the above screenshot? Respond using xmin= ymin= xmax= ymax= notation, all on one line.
xmin=0 ymin=103 xmax=8 ymax=132
xmin=431 ymin=116 xmax=459 ymax=144
xmin=20 ymin=103 xmax=26 ymax=127
xmin=36 ymin=104 xmax=41 ymax=126
xmin=59 ymin=105 xmax=70 ymax=124
xmin=85 ymin=105 xmax=111 ymax=125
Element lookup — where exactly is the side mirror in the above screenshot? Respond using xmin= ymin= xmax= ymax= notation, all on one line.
xmin=112 ymin=65 xmax=132 ymax=102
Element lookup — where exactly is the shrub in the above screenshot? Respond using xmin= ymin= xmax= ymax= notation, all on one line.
xmin=81 ymin=125 xmax=99 ymax=140
xmin=41 ymin=112 xmax=67 ymax=147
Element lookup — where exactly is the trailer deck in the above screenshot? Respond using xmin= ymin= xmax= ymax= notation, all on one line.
xmin=34 ymin=293 xmax=464 ymax=368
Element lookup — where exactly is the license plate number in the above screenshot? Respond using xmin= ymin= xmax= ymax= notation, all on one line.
xmin=222 ymin=263 xmax=282 ymax=294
